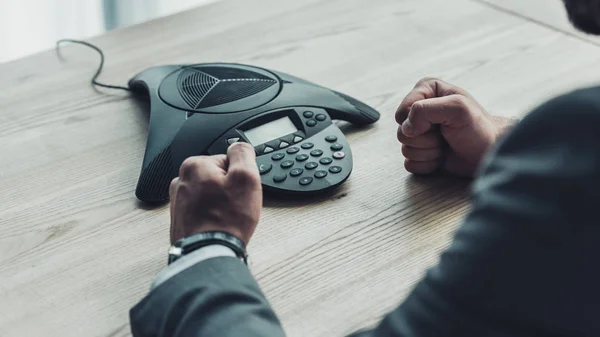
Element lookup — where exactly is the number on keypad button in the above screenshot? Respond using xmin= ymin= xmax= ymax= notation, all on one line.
xmin=330 ymin=143 xmax=343 ymax=151
xmin=281 ymin=160 xmax=294 ymax=168
xmin=271 ymin=153 xmax=285 ymax=161
xmin=319 ymin=157 xmax=332 ymax=165
xmin=305 ymin=162 xmax=318 ymax=170
xmin=299 ymin=177 xmax=313 ymax=185
xmin=290 ymin=168 xmax=304 ymax=177
xmin=329 ymin=166 xmax=342 ymax=173
xmin=310 ymin=149 xmax=323 ymax=157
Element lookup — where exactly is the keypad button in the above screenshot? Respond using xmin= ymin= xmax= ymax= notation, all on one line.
xmin=325 ymin=135 xmax=337 ymax=143
xmin=305 ymin=162 xmax=318 ymax=170
xmin=306 ymin=120 xmax=317 ymax=127
xmin=281 ymin=160 xmax=294 ymax=169
xmin=271 ymin=153 xmax=285 ymax=161
xmin=319 ymin=157 xmax=333 ymax=165
xmin=227 ymin=137 xmax=240 ymax=145
xmin=263 ymin=146 xmax=274 ymax=153
xmin=301 ymin=142 xmax=314 ymax=149
xmin=330 ymin=143 xmax=343 ymax=151
xmin=315 ymin=114 xmax=327 ymax=121
xmin=279 ymin=141 xmax=290 ymax=148
xmin=286 ymin=147 xmax=300 ymax=154
xmin=310 ymin=149 xmax=323 ymax=157
xmin=332 ymin=151 xmax=345 ymax=159
xmin=303 ymin=111 xmax=314 ymax=118
xmin=290 ymin=168 xmax=304 ymax=177
xmin=258 ymin=163 xmax=272 ymax=175
xmin=273 ymin=174 xmax=287 ymax=183
xmin=329 ymin=166 xmax=342 ymax=174
xmin=299 ymin=177 xmax=313 ymax=186
xmin=296 ymin=154 xmax=309 ymax=162
xmin=293 ymin=136 xmax=303 ymax=143
xmin=315 ymin=170 xmax=328 ymax=179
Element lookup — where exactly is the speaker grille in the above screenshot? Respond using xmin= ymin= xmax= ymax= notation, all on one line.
xmin=198 ymin=80 xmax=275 ymax=108
xmin=136 ymin=146 xmax=174 ymax=202
xmin=333 ymin=91 xmax=379 ymax=122
xmin=177 ymin=69 xmax=218 ymax=108
xmin=176 ymin=67 xmax=277 ymax=109
xmin=198 ymin=67 xmax=273 ymax=81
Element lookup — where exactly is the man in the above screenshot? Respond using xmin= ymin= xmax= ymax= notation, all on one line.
xmin=130 ymin=1 xmax=600 ymax=335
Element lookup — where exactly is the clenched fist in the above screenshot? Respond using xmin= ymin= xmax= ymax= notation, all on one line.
xmin=169 ymin=142 xmax=262 ymax=245
xmin=396 ymin=78 xmax=516 ymax=177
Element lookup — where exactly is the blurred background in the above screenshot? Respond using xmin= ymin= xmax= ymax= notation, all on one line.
xmin=0 ymin=0 xmax=221 ymax=63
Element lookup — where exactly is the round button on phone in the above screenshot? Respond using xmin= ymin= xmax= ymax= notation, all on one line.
xmin=305 ymin=162 xmax=318 ymax=170
xmin=271 ymin=153 xmax=285 ymax=161
xmin=281 ymin=160 xmax=294 ymax=169
xmin=330 ymin=143 xmax=343 ymax=151
xmin=333 ymin=151 xmax=345 ymax=159
xmin=290 ymin=168 xmax=304 ymax=177
xmin=299 ymin=177 xmax=313 ymax=186
xmin=329 ymin=166 xmax=342 ymax=173
xmin=314 ymin=170 xmax=328 ymax=179
xmin=286 ymin=147 xmax=300 ymax=154
xmin=310 ymin=149 xmax=323 ymax=157
xmin=315 ymin=114 xmax=327 ymax=121
xmin=303 ymin=111 xmax=314 ymax=118
xmin=325 ymin=135 xmax=337 ymax=143
xmin=306 ymin=120 xmax=317 ymax=127
xmin=319 ymin=157 xmax=332 ymax=165
xmin=258 ymin=163 xmax=272 ymax=175
xmin=273 ymin=174 xmax=287 ymax=183
xmin=296 ymin=154 xmax=309 ymax=162
xmin=301 ymin=142 xmax=314 ymax=149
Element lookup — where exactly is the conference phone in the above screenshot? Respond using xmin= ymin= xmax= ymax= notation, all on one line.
xmin=128 ymin=63 xmax=380 ymax=202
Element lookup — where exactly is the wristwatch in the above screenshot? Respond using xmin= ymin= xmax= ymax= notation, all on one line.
xmin=168 ymin=231 xmax=248 ymax=265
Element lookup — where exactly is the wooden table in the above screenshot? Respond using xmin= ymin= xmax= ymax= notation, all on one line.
xmin=2 ymin=0 xmax=599 ymax=336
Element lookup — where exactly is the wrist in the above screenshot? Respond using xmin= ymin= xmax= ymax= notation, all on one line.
xmin=491 ymin=115 xmax=519 ymax=137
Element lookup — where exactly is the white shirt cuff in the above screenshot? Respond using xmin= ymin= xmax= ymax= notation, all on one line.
xmin=151 ymin=244 xmax=237 ymax=290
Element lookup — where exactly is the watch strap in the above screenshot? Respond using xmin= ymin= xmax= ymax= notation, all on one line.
xmin=168 ymin=231 xmax=247 ymax=265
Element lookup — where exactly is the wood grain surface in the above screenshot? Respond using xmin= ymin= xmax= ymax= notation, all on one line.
xmin=2 ymin=0 xmax=600 ymax=336
xmin=480 ymin=0 xmax=600 ymax=45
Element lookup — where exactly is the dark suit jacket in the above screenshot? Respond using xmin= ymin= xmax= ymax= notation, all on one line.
xmin=130 ymin=87 xmax=600 ymax=336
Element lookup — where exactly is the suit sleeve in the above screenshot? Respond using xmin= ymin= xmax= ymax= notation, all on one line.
xmin=129 ymin=256 xmax=286 ymax=337
xmin=350 ymin=89 xmax=600 ymax=337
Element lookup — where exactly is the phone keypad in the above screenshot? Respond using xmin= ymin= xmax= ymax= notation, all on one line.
xmin=256 ymin=128 xmax=350 ymax=191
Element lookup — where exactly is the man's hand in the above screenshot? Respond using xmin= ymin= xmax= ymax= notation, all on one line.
xmin=169 ymin=142 xmax=262 ymax=245
xmin=396 ymin=78 xmax=516 ymax=177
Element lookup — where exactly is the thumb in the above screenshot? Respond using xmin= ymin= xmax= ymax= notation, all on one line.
xmin=402 ymin=95 xmax=474 ymax=137
xmin=226 ymin=142 xmax=258 ymax=174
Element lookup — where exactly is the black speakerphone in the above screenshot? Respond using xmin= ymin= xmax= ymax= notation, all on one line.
xmin=129 ymin=63 xmax=380 ymax=202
